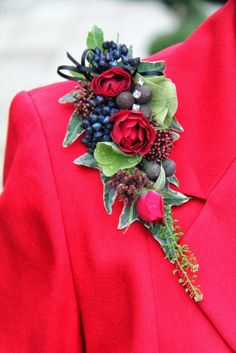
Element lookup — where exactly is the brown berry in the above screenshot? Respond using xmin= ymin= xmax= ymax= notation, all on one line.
xmin=139 ymin=104 xmax=152 ymax=119
xmin=134 ymin=85 xmax=152 ymax=104
xmin=116 ymin=91 xmax=134 ymax=109
xmin=162 ymin=159 xmax=176 ymax=177
xmin=143 ymin=160 xmax=161 ymax=181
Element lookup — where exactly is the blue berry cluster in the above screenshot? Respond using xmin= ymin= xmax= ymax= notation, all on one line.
xmin=81 ymin=95 xmax=119 ymax=153
xmin=89 ymin=41 xmax=140 ymax=71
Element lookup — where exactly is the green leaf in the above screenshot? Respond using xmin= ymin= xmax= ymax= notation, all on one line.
xmin=160 ymin=187 xmax=190 ymax=206
xmin=144 ymin=222 xmax=176 ymax=261
xmin=86 ymin=25 xmax=104 ymax=50
xmin=118 ymin=203 xmax=139 ymax=230
xmin=167 ymin=175 xmax=179 ymax=187
xmin=101 ymin=174 xmax=117 ymax=214
xmin=94 ymin=142 xmax=142 ymax=177
xmin=73 ymin=153 xmax=98 ymax=169
xmin=59 ymin=91 xmax=77 ymax=104
xmin=69 ymin=70 xmax=85 ymax=80
xmin=137 ymin=60 xmax=165 ymax=75
xmin=63 ymin=110 xmax=84 ymax=147
xmin=170 ymin=117 xmax=184 ymax=132
xmin=154 ymin=165 xmax=166 ymax=190
xmin=172 ymin=131 xmax=180 ymax=141
xmin=136 ymin=74 xmax=178 ymax=129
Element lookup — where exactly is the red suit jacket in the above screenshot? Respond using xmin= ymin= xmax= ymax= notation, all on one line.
xmin=1 ymin=1 xmax=236 ymax=352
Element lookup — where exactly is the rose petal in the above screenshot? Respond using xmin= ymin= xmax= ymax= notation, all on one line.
xmin=130 ymin=125 xmax=139 ymax=140
xmin=123 ymin=119 xmax=138 ymax=128
xmin=123 ymin=127 xmax=132 ymax=138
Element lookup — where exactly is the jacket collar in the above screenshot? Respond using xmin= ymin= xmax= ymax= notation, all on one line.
xmin=149 ymin=0 xmax=236 ymax=201
xmin=149 ymin=1 xmax=236 ymax=350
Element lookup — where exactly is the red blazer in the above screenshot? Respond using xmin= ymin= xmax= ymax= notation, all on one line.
xmin=1 ymin=1 xmax=236 ymax=352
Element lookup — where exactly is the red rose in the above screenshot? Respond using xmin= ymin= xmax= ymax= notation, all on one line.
xmin=109 ymin=110 xmax=156 ymax=155
xmin=90 ymin=68 xmax=133 ymax=97
xmin=136 ymin=191 xmax=165 ymax=224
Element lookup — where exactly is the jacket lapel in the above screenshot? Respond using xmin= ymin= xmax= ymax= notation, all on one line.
xmin=183 ymin=160 xmax=236 ymax=351
xmin=149 ymin=0 xmax=236 ymax=349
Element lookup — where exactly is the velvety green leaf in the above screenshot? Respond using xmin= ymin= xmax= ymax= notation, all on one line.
xmin=118 ymin=203 xmax=139 ymax=230
xmin=59 ymin=91 xmax=76 ymax=104
xmin=94 ymin=142 xmax=142 ymax=177
xmin=136 ymin=74 xmax=178 ymax=129
xmin=154 ymin=165 xmax=166 ymax=190
xmin=86 ymin=25 xmax=104 ymax=50
xmin=160 ymin=187 xmax=190 ymax=206
xmin=167 ymin=175 xmax=179 ymax=187
xmin=63 ymin=110 xmax=84 ymax=147
xmin=101 ymin=174 xmax=117 ymax=214
xmin=137 ymin=60 xmax=165 ymax=74
xmin=73 ymin=153 xmax=98 ymax=169
xmin=170 ymin=117 xmax=184 ymax=132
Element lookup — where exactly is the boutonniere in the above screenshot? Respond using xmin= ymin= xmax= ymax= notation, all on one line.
xmin=57 ymin=25 xmax=203 ymax=302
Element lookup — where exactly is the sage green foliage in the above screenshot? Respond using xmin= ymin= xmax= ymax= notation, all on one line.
xmin=74 ymin=153 xmax=98 ymax=169
xmin=172 ymin=131 xmax=180 ymax=141
xmin=63 ymin=110 xmax=84 ymax=147
xmin=86 ymin=25 xmax=104 ymax=50
xmin=137 ymin=74 xmax=178 ymax=129
xmin=59 ymin=91 xmax=76 ymax=104
xmin=160 ymin=187 xmax=190 ymax=206
xmin=154 ymin=165 xmax=166 ymax=190
xmin=167 ymin=175 xmax=179 ymax=187
xmin=101 ymin=174 xmax=117 ymax=214
xmin=145 ymin=221 xmax=176 ymax=260
xmin=170 ymin=117 xmax=183 ymax=132
xmin=138 ymin=60 xmax=166 ymax=75
xmin=118 ymin=203 xmax=139 ymax=230
xmin=94 ymin=142 xmax=142 ymax=177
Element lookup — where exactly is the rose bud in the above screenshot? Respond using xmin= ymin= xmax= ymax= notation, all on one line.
xmin=136 ymin=190 xmax=165 ymax=224
xmin=90 ymin=67 xmax=134 ymax=97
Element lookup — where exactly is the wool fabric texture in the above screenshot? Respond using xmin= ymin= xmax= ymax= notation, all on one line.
xmin=1 ymin=1 xmax=236 ymax=351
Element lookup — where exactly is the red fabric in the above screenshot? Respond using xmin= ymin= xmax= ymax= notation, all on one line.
xmin=1 ymin=1 xmax=236 ymax=351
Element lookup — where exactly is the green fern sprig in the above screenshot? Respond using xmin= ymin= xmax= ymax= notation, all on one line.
xmin=157 ymin=206 xmax=203 ymax=302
